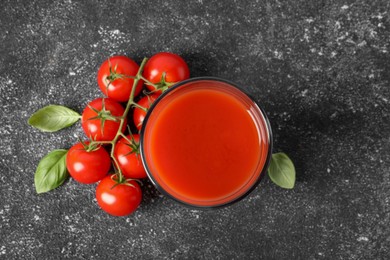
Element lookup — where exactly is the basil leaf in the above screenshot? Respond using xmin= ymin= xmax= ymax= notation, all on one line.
xmin=28 ymin=105 xmax=80 ymax=132
xmin=34 ymin=149 xmax=69 ymax=194
xmin=268 ymin=153 xmax=296 ymax=189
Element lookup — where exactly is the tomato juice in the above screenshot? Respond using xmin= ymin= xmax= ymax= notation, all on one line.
xmin=141 ymin=78 xmax=272 ymax=207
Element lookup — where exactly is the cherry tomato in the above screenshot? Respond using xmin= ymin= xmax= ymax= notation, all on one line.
xmin=97 ymin=56 xmax=143 ymax=102
xmin=133 ymin=94 xmax=159 ymax=131
xmin=114 ymin=134 xmax=146 ymax=179
xmin=143 ymin=52 xmax=190 ymax=93
xmin=81 ymin=98 xmax=127 ymax=141
xmin=96 ymin=175 xmax=142 ymax=216
xmin=66 ymin=142 xmax=110 ymax=184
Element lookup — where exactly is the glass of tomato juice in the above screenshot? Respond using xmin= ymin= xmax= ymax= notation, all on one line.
xmin=140 ymin=77 xmax=272 ymax=208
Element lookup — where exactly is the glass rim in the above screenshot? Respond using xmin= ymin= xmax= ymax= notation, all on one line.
xmin=140 ymin=76 xmax=273 ymax=209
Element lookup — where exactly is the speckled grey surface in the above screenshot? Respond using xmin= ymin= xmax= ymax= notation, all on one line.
xmin=1 ymin=0 xmax=389 ymax=259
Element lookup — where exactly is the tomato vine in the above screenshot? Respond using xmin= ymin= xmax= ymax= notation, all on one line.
xmin=92 ymin=57 xmax=149 ymax=184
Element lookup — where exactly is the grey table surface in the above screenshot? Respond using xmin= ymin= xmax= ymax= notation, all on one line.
xmin=1 ymin=0 xmax=389 ymax=259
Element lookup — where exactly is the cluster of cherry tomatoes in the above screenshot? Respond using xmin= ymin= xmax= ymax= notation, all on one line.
xmin=66 ymin=52 xmax=190 ymax=216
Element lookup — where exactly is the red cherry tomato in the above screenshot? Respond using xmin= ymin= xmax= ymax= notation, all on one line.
xmin=97 ymin=56 xmax=143 ymax=102
xmin=81 ymin=98 xmax=127 ymax=141
xmin=143 ymin=52 xmax=190 ymax=93
xmin=66 ymin=142 xmax=110 ymax=184
xmin=96 ymin=175 xmax=142 ymax=217
xmin=133 ymin=94 xmax=159 ymax=131
xmin=114 ymin=134 xmax=146 ymax=179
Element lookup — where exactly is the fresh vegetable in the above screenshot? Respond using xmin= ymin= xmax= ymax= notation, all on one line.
xmin=97 ymin=56 xmax=143 ymax=102
xmin=143 ymin=52 xmax=190 ymax=93
xmin=133 ymin=93 xmax=159 ymax=131
xmin=66 ymin=142 xmax=111 ymax=184
xmin=96 ymin=175 xmax=142 ymax=217
xmin=113 ymin=134 xmax=146 ymax=179
xmin=81 ymin=98 xmax=127 ymax=141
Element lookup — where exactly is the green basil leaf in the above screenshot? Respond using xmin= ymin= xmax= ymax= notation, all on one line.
xmin=34 ymin=149 xmax=68 ymax=194
xmin=28 ymin=105 xmax=80 ymax=132
xmin=268 ymin=153 xmax=296 ymax=189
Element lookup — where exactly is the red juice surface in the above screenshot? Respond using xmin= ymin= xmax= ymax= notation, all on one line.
xmin=142 ymin=80 xmax=270 ymax=207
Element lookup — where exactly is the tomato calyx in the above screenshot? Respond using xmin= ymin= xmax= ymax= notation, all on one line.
xmin=110 ymin=173 xmax=141 ymax=189
xmin=122 ymin=134 xmax=140 ymax=156
xmin=78 ymin=137 xmax=101 ymax=152
xmin=133 ymin=93 xmax=156 ymax=114
xmin=106 ymin=61 xmax=123 ymax=81
xmin=87 ymin=99 xmax=121 ymax=135
xmin=146 ymin=72 xmax=174 ymax=93
xmin=106 ymin=58 xmax=136 ymax=82
xmin=103 ymin=58 xmax=138 ymax=99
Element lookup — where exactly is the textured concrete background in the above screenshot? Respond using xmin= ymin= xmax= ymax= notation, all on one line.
xmin=1 ymin=0 xmax=389 ymax=259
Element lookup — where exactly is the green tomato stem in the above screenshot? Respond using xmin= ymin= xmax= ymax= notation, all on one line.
xmin=131 ymin=102 xmax=147 ymax=112
xmin=140 ymin=75 xmax=159 ymax=89
xmin=93 ymin=57 xmax=149 ymax=184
